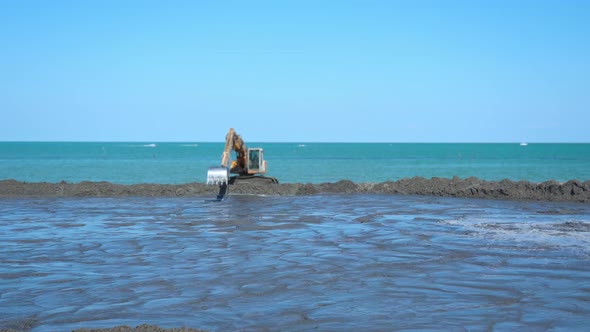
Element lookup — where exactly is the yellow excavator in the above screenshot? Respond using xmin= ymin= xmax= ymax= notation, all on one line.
xmin=207 ymin=128 xmax=278 ymax=186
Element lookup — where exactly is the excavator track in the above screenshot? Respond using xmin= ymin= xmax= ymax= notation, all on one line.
xmin=213 ymin=175 xmax=278 ymax=200
xmin=229 ymin=175 xmax=279 ymax=185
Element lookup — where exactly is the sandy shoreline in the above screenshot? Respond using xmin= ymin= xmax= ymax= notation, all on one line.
xmin=1 ymin=177 xmax=589 ymax=203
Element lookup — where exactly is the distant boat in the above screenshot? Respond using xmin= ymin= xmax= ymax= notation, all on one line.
xmin=520 ymin=142 xmax=528 ymax=146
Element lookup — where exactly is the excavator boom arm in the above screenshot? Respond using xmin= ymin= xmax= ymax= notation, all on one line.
xmin=220 ymin=128 xmax=236 ymax=167
xmin=220 ymin=128 xmax=247 ymax=173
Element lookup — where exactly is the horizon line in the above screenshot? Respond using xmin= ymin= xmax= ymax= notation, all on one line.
xmin=1 ymin=140 xmax=589 ymax=144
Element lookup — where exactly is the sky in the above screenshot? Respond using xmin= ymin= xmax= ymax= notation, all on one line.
xmin=0 ymin=0 xmax=588 ymax=142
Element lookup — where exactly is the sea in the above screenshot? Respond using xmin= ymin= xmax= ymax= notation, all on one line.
xmin=1 ymin=142 xmax=589 ymax=184
xmin=1 ymin=142 xmax=590 ymax=331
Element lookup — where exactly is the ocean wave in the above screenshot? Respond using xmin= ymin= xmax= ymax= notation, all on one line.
xmin=122 ymin=144 xmax=158 ymax=148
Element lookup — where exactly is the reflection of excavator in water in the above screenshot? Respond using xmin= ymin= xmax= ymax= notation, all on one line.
xmin=207 ymin=128 xmax=279 ymax=190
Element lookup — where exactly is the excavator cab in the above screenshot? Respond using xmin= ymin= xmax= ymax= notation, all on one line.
xmin=247 ymin=148 xmax=265 ymax=173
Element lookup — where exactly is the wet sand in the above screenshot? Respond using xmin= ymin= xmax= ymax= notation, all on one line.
xmin=1 ymin=177 xmax=589 ymax=202
xmin=1 ymin=324 xmax=206 ymax=332
xmin=72 ymin=325 xmax=207 ymax=332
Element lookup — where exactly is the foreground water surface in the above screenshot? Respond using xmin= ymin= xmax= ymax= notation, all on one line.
xmin=1 ymin=194 xmax=589 ymax=331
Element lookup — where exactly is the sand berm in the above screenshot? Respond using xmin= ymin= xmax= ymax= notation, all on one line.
xmin=1 ymin=177 xmax=589 ymax=203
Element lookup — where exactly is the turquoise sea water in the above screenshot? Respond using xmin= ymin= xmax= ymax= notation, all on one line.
xmin=1 ymin=142 xmax=589 ymax=184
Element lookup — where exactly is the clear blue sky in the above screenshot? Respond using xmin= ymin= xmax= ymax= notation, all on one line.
xmin=1 ymin=0 xmax=588 ymax=142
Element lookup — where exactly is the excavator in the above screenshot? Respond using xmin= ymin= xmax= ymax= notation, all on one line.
xmin=207 ymin=128 xmax=279 ymax=189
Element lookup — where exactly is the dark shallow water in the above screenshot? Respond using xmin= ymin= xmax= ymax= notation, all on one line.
xmin=1 ymin=194 xmax=589 ymax=331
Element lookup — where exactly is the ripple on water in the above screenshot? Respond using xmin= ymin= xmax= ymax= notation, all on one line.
xmin=0 ymin=195 xmax=589 ymax=331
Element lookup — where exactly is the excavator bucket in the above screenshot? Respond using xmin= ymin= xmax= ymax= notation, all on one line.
xmin=207 ymin=166 xmax=229 ymax=185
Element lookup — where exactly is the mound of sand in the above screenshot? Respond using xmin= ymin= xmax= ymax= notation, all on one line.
xmin=0 ymin=323 xmax=207 ymax=332
xmin=1 ymin=177 xmax=589 ymax=202
xmin=72 ymin=323 xmax=207 ymax=332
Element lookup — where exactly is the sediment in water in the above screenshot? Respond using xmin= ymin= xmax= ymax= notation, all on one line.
xmin=1 ymin=177 xmax=589 ymax=203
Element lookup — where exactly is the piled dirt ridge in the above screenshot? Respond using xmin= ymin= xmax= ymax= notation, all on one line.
xmin=72 ymin=324 xmax=207 ymax=332
xmin=0 ymin=324 xmax=206 ymax=332
xmin=1 ymin=177 xmax=589 ymax=202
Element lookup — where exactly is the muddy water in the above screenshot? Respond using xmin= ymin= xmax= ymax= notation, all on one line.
xmin=1 ymin=195 xmax=589 ymax=331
